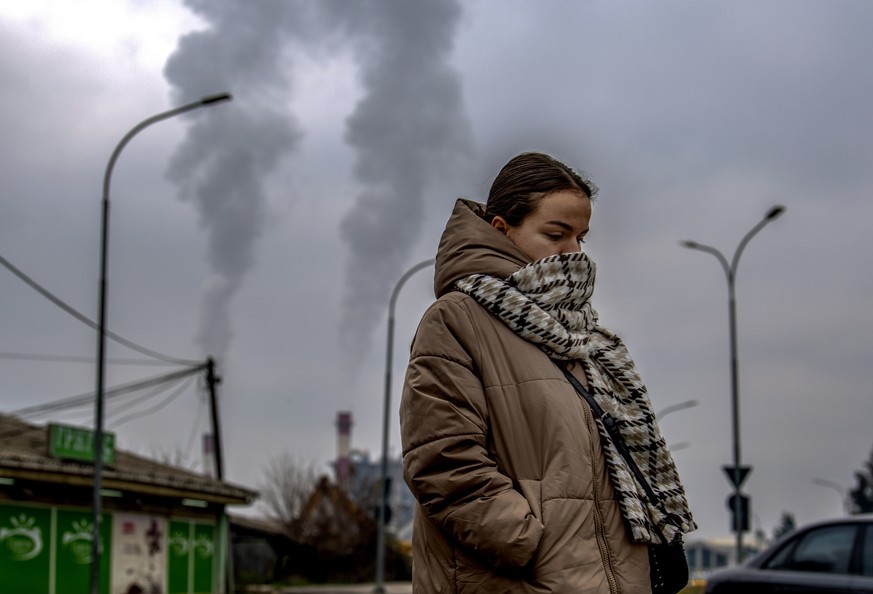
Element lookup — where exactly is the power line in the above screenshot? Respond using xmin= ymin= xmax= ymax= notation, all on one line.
xmin=0 ymin=365 xmax=206 ymax=442
xmin=109 ymin=374 xmax=197 ymax=429
xmin=105 ymin=374 xmax=195 ymax=421
xmin=10 ymin=365 xmax=205 ymax=419
xmin=0 ymin=252 xmax=199 ymax=365
xmin=0 ymin=352 xmax=182 ymax=366
xmin=184 ymin=391 xmax=207 ymax=461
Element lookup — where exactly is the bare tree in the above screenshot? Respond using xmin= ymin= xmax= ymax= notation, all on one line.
xmin=258 ymin=452 xmax=321 ymax=537
xmin=151 ymin=445 xmax=197 ymax=472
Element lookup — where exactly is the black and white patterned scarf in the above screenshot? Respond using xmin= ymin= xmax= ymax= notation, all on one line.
xmin=455 ymin=251 xmax=696 ymax=543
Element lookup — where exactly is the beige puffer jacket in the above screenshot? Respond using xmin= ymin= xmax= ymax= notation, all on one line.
xmin=400 ymin=199 xmax=651 ymax=593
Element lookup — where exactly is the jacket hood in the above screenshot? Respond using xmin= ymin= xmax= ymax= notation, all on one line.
xmin=434 ymin=198 xmax=531 ymax=297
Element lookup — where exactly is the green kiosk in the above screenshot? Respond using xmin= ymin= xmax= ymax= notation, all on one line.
xmin=0 ymin=415 xmax=256 ymax=594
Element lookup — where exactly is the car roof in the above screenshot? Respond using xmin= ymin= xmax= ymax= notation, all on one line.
xmin=799 ymin=514 xmax=873 ymax=528
xmin=745 ymin=514 xmax=873 ymax=568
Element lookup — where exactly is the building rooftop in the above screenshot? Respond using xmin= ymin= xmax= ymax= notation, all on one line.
xmin=0 ymin=413 xmax=257 ymax=505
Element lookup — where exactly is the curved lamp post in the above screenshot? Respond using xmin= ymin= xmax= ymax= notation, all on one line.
xmin=657 ymin=400 xmax=699 ymax=453
xmin=812 ymin=478 xmax=849 ymax=515
xmin=657 ymin=399 xmax=699 ymax=421
xmin=375 ymin=258 xmax=434 ymax=594
xmin=681 ymin=205 xmax=785 ymax=563
xmin=92 ymin=93 xmax=232 ymax=594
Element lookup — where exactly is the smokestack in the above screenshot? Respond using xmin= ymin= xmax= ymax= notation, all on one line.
xmin=335 ymin=411 xmax=353 ymax=489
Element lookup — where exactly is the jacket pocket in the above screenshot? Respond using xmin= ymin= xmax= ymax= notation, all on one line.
xmin=454 ymin=545 xmax=527 ymax=594
xmin=517 ymin=478 xmax=543 ymax=523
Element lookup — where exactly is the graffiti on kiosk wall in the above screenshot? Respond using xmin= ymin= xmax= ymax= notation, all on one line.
xmin=112 ymin=513 xmax=167 ymax=594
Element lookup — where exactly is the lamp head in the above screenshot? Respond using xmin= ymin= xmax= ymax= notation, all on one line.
xmin=766 ymin=205 xmax=786 ymax=220
xmin=200 ymin=93 xmax=233 ymax=105
xmin=680 ymin=240 xmax=699 ymax=249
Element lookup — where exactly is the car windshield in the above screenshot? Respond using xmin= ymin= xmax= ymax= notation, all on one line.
xmin=764 ymin=524 xmax=857 ymax=575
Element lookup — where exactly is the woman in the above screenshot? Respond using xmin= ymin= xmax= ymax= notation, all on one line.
xmin=399 ymin=152 xmax=696 ymax=593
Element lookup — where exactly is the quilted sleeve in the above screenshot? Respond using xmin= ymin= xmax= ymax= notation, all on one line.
xmin=399 ymin=295 xmax=544 ymax=569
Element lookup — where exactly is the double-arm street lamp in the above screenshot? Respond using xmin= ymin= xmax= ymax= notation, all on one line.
xmin=374 ymin=258 xmax=434 ymax=594
xmin=92 ymin=93 xmax=232 ymax=594
xmin=681 ymin=205 xmax=785 ymax=563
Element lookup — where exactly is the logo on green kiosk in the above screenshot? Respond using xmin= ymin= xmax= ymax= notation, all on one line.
xmin=168 ymin=529 xmax=189 ymax=556
xmin=62 ymin=518 xmax=94 ymax=564
xmin=0 ymin=513 xmax=43 ymax=561
xmin=48 ymin=423 xmax=115 ymax=464
xmin=194 ymin=533 xmax=214 ymax=559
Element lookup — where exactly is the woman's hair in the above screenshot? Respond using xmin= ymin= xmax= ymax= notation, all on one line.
xmin=484 ymin=152 xmax=597 ymax=226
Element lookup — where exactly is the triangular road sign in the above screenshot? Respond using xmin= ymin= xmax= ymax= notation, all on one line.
xmin=723 ymin=464 xmax=752 ymax=489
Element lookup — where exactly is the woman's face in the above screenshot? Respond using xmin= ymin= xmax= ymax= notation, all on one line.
xmin=492 ymin=189 xmax=592 ymax=261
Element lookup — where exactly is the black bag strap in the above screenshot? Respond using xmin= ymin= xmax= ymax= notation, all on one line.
xmin=555 ymin=360 xmax=680 ymax=541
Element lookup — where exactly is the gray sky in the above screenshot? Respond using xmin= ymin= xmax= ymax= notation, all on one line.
xmin=2 ymin=0 xmax=872 ymax=544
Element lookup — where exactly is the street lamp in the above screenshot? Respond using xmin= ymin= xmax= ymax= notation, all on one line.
xmin=92 ymin=93 xmax=232 ymax=594
xmin=375 ymin=258 xmax=434 ymax=594
xmin=657 ymin=399 xmax=699 ymax=421
xmin=657 ymin=400 xmax=698 ymax=453
xmin=812 ymin=478 xmax=849 ymax=515
xmin=681 ymin=205 xmax=785 ymax=563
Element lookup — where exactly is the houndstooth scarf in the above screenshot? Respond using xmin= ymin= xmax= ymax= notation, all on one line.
xmin=455 ymin=251 xmax=696 ymax=543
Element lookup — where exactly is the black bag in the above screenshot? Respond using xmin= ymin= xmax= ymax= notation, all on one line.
xmin=556 ymin=362 xmax=689 ymax=594
xmin=649 ymin=539 xmax=690 ymax=594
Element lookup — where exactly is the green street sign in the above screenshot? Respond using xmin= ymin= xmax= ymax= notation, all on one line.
xmin=48 ymin=423 xmax=116 ymax=465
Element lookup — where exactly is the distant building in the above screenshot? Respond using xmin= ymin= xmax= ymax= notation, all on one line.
xmin=230 ymin=476 xmax=414 ymax=586
xmin=229 ymin=513 xmax=297 ymax=587
xmin=686 ymin=536 xmax=765 ymax=577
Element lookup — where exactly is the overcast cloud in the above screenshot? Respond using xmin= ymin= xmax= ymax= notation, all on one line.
xmin=2 ymin=0 xmax=872 ymax=544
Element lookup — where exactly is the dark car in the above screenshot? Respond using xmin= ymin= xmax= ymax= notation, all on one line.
xmin=705 ymin=515 xmax=873 ymax=593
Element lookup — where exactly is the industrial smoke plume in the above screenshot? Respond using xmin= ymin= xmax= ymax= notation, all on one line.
xmin=329 ymin=0 xmax=472 ymax=372
xmin=164 ymin=0 xmax=471 ymax=369
xmin=164 ymin=1 xmax=305 ymax=360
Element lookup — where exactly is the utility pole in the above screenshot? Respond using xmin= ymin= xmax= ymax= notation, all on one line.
xmin=206 ymin=357 xmax=224 ymax=481
xmin=205 ymin=356 xmax=235 ymax=594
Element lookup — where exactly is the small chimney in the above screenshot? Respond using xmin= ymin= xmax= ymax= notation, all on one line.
xmin=202 ymin=433 xmax=215 ymax=478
